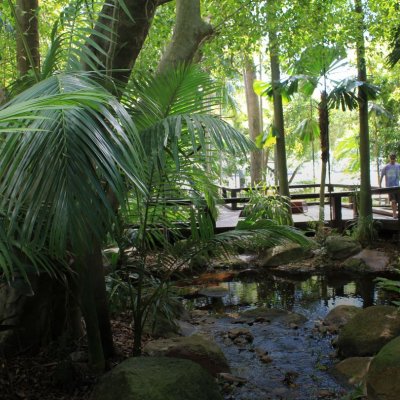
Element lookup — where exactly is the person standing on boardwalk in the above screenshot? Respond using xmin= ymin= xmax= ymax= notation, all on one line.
xmin=379 ymin=152 xmax=400 ymax=218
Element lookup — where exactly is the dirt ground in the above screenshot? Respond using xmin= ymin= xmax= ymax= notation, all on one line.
xmin=0 ymin=315 xmax=135 ymax=400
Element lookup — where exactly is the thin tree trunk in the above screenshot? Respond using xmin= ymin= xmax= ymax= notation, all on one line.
xmin=318 ymin=90 xmax=329 ymax=223
xmin=355 ymin=0 xmax=373 ymax=236
xmin=78 ymin=255 xmax=105 ymax=372
xmin=15 ymin=0 xmax=40 ymax=77
xmin=244 ymin=58 xmax=263 ymax=185
xmin=157 ymin=0 xmax=213 ymax=74
xmin=89 ymin=242 xmax=114 ymax=358
xmin=269 ymin=30 xmax=290 ymax=197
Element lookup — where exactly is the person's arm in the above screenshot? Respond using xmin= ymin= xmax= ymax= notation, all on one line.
xmin=379 ymin=166 xmax=386 ymax=187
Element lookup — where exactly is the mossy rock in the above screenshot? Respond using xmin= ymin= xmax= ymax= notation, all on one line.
xmin=366 ymin=336 xmax=400 ymax=400
xmin=323 ymin=305 xmax=361 ymax=332
xmin=256 ymin=243 xmax=312 ymax=268
xmin=337 ymin=305 xmax=400 ymax=358
xmin=341 ymin=258 xmax=368 ymax=273
xmin=143 ymin=334 xmax=230 ymax=376
xmin=332 ymin=357 xmax=372 ymax=391
xmin=325 ymin=236 xmax=361 ymax=260
xmin=90 ymin=357 xmax=223 ymax=400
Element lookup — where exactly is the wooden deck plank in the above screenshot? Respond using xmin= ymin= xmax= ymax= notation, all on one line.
xmin=216 ymin=204 xmax=399 ymax=231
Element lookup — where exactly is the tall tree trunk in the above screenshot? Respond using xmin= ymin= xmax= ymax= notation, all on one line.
xmin=80 ymin=0 xmax=171 ymax=368
xmin=244 ymin=58 xmax=263 ymax=186
xmin=355 ymin=0 xmax=373 ymax=239
xmin=269 ymin=30 xmax=290 ymax=197
xmin=86 ymin=0 xmax=168 ymax=86
xmin=318 ymin=90 xmax=329 ymax=223
xmin=157 ymin=0 xmax=213 ymax=74
xmin=15 ymin=0 xmax=40 ymax=77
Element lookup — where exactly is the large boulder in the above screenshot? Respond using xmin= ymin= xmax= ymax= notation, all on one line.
xmin=142 ymin=334 xmax=230 ymax=376
xmin=325 ymin=236 xmax=361 ymax=260
xmin=341 ymin=249 xmax=391 ymax=274
xmin=332 ymin=357 xmax=372 ymax=392
xmin=366 ymin=336 xmax=400 ymax=400
xmin=90 ymin=357 xmax=223 ymax=400
xmin=256 ymin=243 xmax=312 ymax=268
xmin=323 ymin=305 xmax=361 ymax=333
xmin=337 ymin=305 xmax=400 ymax=358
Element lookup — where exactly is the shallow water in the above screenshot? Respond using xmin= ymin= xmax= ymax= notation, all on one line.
xmin=190 ymin=273 xmax=386 ymax=400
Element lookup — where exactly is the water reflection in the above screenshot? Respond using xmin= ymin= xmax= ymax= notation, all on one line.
xmin=193 ymin=274 xmax=388 ymax=320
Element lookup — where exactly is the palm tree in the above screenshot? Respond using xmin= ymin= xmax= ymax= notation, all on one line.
xmin=0 ymin=65 xmax=311 ymax=363
xmin=119 ymin=64 xmax=311 ymax=355
xmin=256 ymin=45 xmax=378 ymax=228
xmin=0 ymin=73 xmax=146 ymax=370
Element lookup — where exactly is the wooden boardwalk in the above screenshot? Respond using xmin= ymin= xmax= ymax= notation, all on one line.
xmin=216 ymin=204 xmax=400 ymax=232
xmin=217 ymin=184 xmax=400 ymax=233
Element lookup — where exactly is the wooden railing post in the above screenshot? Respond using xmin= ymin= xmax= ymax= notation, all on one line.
xmin=330 ymin=194 xmax=343 ymax=230
xmin=231 ymin=189 xmax=238 ymax=210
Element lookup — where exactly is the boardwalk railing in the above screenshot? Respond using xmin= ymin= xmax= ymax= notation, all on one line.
xmin=220 ymin=184 xmax=400 ymax=230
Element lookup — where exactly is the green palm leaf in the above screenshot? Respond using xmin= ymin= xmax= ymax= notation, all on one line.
xmin=0 ymin=74 xmax=145 ymax=260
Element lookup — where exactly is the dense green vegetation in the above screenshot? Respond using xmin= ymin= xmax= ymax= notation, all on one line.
xmin=1 ymin=0 xmax=400 ymax=385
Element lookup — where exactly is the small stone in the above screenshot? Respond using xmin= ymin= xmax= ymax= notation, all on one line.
xmin=227 ymin=328 xmax=253 ymax=342
xmin=317 ymin=389 xmax=335 ymax=398
xmin=255 ymin=317 xmax=270 ymax=323
xmin=233 ymin=337 xmax=248 ymax=347
xmin=218 ymin=373 xmax=247 ymax=384
xmin=259 ymin=355 xmax=273 ymax=363
xmin=255 ymin=348 xmax=268 ymax=357
xmin=283 ymin=371 xmax=299 ymax=386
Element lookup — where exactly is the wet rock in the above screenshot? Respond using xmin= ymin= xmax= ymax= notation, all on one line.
xmin=240 ymin=307 xmax=307 ymax=326
xmin=90 ymin=357 xmax=223 ymax=400
xmin=323 ymin=305 xmax=361 ymax=333
xmin=366 ymin=336 xmax=400 ymax=400
xmin=254 ymin=347 xmax=273 ymax=363
xmin=227 ymin=328 xmax=253 ymax=343
xmin=337 ymin=305 xmax=400 ymax=358
xmin=217 ymin=372 xmax=247 ymax=384
xmin=325 ymin=236 xmax=361 ymax=260
xmin=333 ymin=357 xmax=372 ymax=391
xmin=143 ymin=334 xmax=230 ymax=376
xmin=282 ymin=371 xmax=299 ymax=386
xmin=341 ymin=257 xmax=369 ymax=273
xmin=175 ymin=320 xmax=197 ymax=336
xmin=256 ymin=243 xmax=313 ymax=268
xmin=211 ymin=256 xmax=250 ymax=270
xmin=273 ymin=259 xmax=319 ymax=274
xmin=343 ymin=249 xmax=391 ymax=273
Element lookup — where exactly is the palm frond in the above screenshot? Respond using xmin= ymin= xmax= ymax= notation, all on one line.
xmin=0 ymin=74 xmax=145 ymax=258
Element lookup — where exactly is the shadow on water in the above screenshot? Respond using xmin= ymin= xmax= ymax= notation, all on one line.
xmin=187 ymin=273 xmax=389 ymax=400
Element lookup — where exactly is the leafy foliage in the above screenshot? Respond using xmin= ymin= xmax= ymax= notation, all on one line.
xmin=375 ymin=270 xmax=400 ymax=307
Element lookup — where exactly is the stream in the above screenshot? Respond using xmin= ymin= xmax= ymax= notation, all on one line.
xmin=186 ymin=273 xmax=386 ymax=400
